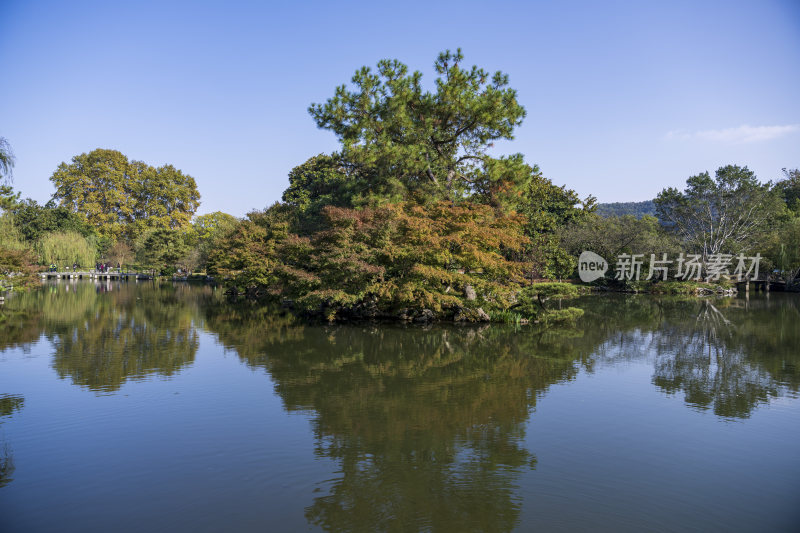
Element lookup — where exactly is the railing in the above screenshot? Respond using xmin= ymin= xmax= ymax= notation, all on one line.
xmin=40 ymin=271 xmax=154 ymax=280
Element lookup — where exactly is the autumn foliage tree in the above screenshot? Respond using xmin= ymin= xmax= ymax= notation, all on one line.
xmin=210 ymin=201 xmax=530 ymax=320
xmin=206 ymin=204 xmax=293 ymax=290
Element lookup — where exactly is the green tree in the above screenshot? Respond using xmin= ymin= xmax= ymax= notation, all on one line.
xmin=192 ymin=211 xmax=240 ymax=242
xmin=559 ymin=214 xmax=679 ymax=279
xmin=518 ymin=166 xmax=596 ymax=279
xmin=0 ymin=219 xmax=38 ymax=291
xmin=10 ymin=199 xmax=96 ymax=244
xmin=127 ymin=163 xmax=202 ymax=237
xmin=187 ymin=211 xmax=239 ymax=271
xmin=655 ymin=165 xmax=783 ymax=259
xmin=766 ymin=217 xmax=800 ymax=285
xmin=0 ymin=214 xmax=27 ymax=252
xmin=309 ymin=49 xmax=526 ymax=202
xmin=206 ymin=203 xmax=296 ymax=291
xmin=0 ymin=210 xmax=38 ymax=291
xmin=135 ymin=228 xmax=191 ymax=274
xmin=774 ymin=168 xmax=800 ymax=214
xmin=49 ymin=149 xmax=200 ymax=242
xmin=282 ymin=154 xmax=358 ymax=234
xmin=37 ymin=231 xmax=96 ymax=268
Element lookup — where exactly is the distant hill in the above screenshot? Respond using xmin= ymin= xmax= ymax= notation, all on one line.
xmin=596 ymin=200 xmax=656 ymax=219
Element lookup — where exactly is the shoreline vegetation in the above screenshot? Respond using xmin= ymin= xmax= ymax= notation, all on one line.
xmin=2 ymin=50 xmax=799 ymax=325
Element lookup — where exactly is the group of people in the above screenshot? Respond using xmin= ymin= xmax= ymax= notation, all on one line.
xmin=95 ymin=262 xmax=121 ymax=273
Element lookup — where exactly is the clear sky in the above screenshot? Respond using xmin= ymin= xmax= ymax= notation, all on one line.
xmin=1 ymin=0 xmax=798 ymax=217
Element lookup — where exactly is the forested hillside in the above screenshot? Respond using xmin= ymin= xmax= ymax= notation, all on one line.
xmin=596 ymin=200 xmax=656 ymax=218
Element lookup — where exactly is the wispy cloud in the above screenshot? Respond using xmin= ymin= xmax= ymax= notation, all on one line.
xmin=665 ymin=124 xmax=799 ymax=144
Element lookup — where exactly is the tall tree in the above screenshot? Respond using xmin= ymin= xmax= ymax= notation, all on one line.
xmin=655 ymin=165 xmax=783 ymax=259
xmin=559 ymin=214 xmax=680 ymax=269
xmin=50 ymin=149 xmax=130 ymax=238
xmin=127 ymin=163 xmax=201 ymax=236
xmin=309 ymin=49 xmax=526 ymax=202
xmin=49 ymin=149 xmax=200 ymax=241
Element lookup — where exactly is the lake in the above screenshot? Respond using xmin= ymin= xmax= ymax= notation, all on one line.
xmin=1 ymin=281 xmax=798 ymax=532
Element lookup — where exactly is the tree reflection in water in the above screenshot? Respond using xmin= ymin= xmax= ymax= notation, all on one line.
xmin=1 ymin=284 xmax=798 ymax=526
xmin=205 ymin=299 xmax=594 ymax=531
xmin=650 ymin=297 xmax=800 ymax=418
xmin=0 ymin=394 xmax=23 ymax=488
xmin=204 ymin=294 xmax=800 ymax=530
xmin=1 ymin=283 xmax=203 ymax=392
xmin=574 ymin=295 xmax=800 ymax=419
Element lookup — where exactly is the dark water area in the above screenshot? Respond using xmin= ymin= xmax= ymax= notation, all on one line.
xmin=1 ymin=281 xmax=799 ymax=532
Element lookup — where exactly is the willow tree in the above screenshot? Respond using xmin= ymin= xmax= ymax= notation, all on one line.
xmin=0 ymin=137 xmax=14 ymax=181
xmin=0 ymin=137 xmax=19 ymax=212
xmin=49 ymin=149 xmax=200 ymax=242
xmin=37 ymin=231 xmax=96 ymax=267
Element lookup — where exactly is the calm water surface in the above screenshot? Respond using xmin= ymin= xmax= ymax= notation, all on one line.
xmin=0 ymin=282 xmax=798 ymax=532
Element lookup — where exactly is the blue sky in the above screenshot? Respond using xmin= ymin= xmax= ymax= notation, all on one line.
xmin=1 ymin=0 xmax=798 ymax=217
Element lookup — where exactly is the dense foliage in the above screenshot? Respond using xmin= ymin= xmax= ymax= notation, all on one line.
xmin=308 ymin=49 xmax=526 ymax=203
xmin=210 ymin=201 xmax=533 ymax=320
xmin=655 ymin=165 xmax=784 ymax=259
xmin=37 ymin=231 xmax=96 ymax=267
xmin=50 ymin=148 xmax=200 ymax=241
xmin=11 ymin=199 xmax=96 ymax=244
xmin=208 ymin=50 xmax=595 ymax=320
